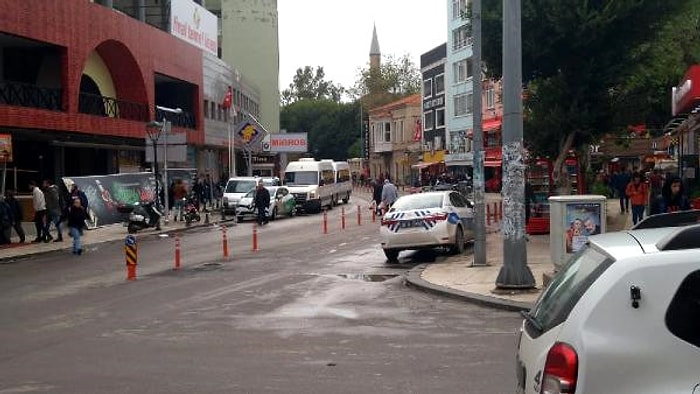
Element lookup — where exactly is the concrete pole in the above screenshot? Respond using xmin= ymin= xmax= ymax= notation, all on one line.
xmin=471 ymin=0 xmax=486 ymax=266
xmin=496 ymin=0 xmax=535 ymax=289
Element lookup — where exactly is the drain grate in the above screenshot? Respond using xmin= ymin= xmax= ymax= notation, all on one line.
xmin=337 ymin=273 xmax=398 ymax=282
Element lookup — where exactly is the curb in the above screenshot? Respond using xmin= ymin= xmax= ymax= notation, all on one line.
xmin=0 ymin=218 xmax=236 ymax=264
xmin=404 ymin=264 xmax=533 ymax=312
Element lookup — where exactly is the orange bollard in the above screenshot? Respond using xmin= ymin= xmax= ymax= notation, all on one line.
xmin=174 ymin=233 xmax=181 ymax=270
xmin=357 ymin=205 xmax=361 ymax=226
xmin=493 ymin=202 xmax=498 ymax=222
xmin=125 ymin=235 xmax=137 ymax=281
xmin=341 ymin=207 xmax=346 ymax=230
xmin=372 ymin=207 xmax=376 ymax=223
xmin=499 ymin=201 xmax=503 ymax=222
xmin=252 ymin=223 xmax=258 ymax=252
xmin=222 ymin=225 xmax=229 ymax=258
xmin=486 ymin=203 xmax=492 ymax=225
xmin=322 ymin=209 xmax=328 ymax=234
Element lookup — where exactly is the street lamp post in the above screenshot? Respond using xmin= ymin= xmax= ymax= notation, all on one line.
xmin=145 ymin=121 xmax=163 ymax=207
xmin=155 ymin=105 xmax=183 ymax=224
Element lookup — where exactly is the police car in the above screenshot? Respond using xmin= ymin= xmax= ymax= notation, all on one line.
xmin=379 ymin=191 xmax=474 ymax=262
xmin=517 ymin=210 xmax=700 ymax=394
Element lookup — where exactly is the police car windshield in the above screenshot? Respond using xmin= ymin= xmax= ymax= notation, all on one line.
xmin=284 ymin=171 xmax=318 ymax=186
xmin=528 ymin=245 xmax=613 ymax=335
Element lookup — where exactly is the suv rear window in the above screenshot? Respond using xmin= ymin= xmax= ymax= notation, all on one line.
xmin=526 ymin=245 xmax=613 ymax=337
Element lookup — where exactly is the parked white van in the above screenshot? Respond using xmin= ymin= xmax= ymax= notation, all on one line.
xmin=327 ymin=160 xmax=352 ymax=205
xmin=283 ymin=158 xmax=334 ymax=213
xmin=222 ymin=176 xmax=280 ymax=215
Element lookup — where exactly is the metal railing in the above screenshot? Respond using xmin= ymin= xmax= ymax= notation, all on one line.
xmin=78 ymin=93 xmax=150 ymax=122
xmin=0 ymin=80 xmax=62 ymax=111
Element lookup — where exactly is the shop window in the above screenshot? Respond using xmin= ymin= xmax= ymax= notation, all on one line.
xmin=435 ymin=74 xmax=445 ymax=95
xmin=424 ymin=79 xmax=432 ymax=98
xmin=424 ymin=112 xmax=434 ymax=131
xmin=436 ymin=108 xmax=445 ymax=128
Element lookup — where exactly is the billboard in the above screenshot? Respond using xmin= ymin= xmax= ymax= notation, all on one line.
xmin=170 ymin=0 xmax=218 ymax=56
xmin=61 ymin=173 xmax=157 ymax=228
xmin=269 ymin=133 xmax=308 ymax=153
xmin=0 ymin=134 xmax=12 ymax=162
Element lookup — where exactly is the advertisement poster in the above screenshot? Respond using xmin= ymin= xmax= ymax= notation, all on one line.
xmin=564 ymin=202 xmax=602 ymax=254
xmin=62 ymin=173 xmax=157 ymax=228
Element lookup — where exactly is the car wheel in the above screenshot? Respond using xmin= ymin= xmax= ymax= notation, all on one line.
xmin=343 ymin=193 xmax=350 ymax=204
xmin=450 ymin=226 xmax=466 ymax=255
xmin=127 ymin=223 xmax=138 ymax=234
xmin=384 ymin=248 xmax=400 ymax=262
xmin=270 ymin=207 xmax=277 ymax=221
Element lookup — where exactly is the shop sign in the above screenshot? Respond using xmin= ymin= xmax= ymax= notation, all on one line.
xmin=0 ymin=134 xmax=12 ymax=162
xmin=270 ymin=133 xmax=308 ymax=153
xmin=423 ymin=95 xmax=445 ymax=111
xmin=672 ymin=65 xmax=700 ymax=116
xmin=170 ymin=0 xmax=218 ymax=56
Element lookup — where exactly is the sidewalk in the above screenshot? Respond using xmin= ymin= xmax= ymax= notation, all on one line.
xmin=406 ymin=197 xmax=634 ymax=311
xmin=0 ymin=211 xmax=234 ymax=263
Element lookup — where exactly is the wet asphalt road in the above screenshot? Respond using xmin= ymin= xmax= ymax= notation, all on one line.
xmin=0 ymin=200 xmax=522 ymax=394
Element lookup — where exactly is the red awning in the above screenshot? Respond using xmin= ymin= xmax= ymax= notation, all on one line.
xmin=484 ymin=160 xmax=502 ymax=167
xmin=483 ymin=118 xmax=502 ymax=131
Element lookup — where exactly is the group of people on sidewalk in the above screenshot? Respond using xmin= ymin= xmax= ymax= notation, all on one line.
xmin=370 ymin=176 xmax=399 ymax=216
xmin=20 ymin=180 xmax=90 ymax=255
xmin=611 ymin=169 xmax=691 ymax=226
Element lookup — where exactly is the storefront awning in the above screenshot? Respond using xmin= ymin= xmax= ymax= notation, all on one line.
xmin=484 ymin=160 xmax=502 ymax=167
xmin=412 ymin=161 xmax=441 ymax=169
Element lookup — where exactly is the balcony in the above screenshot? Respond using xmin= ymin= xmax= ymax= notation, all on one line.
xmin=0 ymin=80 xmax=62 ymax=111
xmin=374 ymin=141 xmax=393 ymax=153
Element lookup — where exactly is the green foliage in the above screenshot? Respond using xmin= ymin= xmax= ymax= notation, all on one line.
xmin=280 ymin=99 xmax=361 ymax=160
xmin=280 ymin=66 xmax=345 ymax=106
xmin=349 ymin=54 xmax=421 ymax=107
xmin=480 ymin=0 xmax=694 ymax=158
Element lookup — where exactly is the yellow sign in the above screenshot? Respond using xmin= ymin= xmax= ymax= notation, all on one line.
xmin=0 ymin=134 xmax=12 ymax=162
xmin=239 ymin=123 xmax=258 ymax=144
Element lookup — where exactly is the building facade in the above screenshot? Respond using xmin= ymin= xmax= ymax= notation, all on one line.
xmin=368 ymin=95 xmax=422 ymax=185
xmin=444 ymin=0 xmax=473 ymax=171
xmin=420 ymin=43 xmax=447 ymax=171
xmin=0 ymin=0 xmax=203 ymax=187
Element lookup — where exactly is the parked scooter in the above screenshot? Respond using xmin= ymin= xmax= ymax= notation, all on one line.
xmin=182 ymin=196 xmax=201 ymax=225
xmin=118 ymin=201 xmax=162 ymax=234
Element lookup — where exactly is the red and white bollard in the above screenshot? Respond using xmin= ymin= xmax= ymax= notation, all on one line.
xmin=486 ymin=204 xmax=492 ymax=226
xmin=221 ymin=225 xmax=229 ymax=259
xmin=372 ymin=207 xmax=376 ymax=223
xmin=341 ymin=207 xmax=346 ymax=230
xmin=357 ymin=205 xmax=361 ymax=226
xmin=322 ymin=209 xmax=328 ymax=234
xmin=174 ymin=233 xmax=181 ymax=270
xmin=252 ymin=223 xmax=258 ymax=252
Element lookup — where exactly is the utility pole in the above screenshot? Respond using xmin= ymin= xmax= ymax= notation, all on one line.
xmin=471 ymin=0 xmax=486 ymax=266
xmin=496 ymin=0 xmax=535 ymax=288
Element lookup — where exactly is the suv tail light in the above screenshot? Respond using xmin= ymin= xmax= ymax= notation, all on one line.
xmin=541 ymin=342 xmax=578 ymax=394
xmin=381 ymin=218 xmax=396 ymax=226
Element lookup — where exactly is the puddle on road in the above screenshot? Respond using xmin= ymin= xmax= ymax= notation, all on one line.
xmin=337 ymin=273 xmax=399 ymax=282
xmin=193 ymin=262 xmax=223 ymax=271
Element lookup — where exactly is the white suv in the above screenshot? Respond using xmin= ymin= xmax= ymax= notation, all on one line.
xmin=517 ymin=211 xmax=700 ymax=394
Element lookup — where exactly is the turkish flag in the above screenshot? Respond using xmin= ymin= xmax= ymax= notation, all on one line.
xmin=413 ymin=118 xmax=422 ymax=142
xmin=222 ymin=86 xmax=233 ymax=109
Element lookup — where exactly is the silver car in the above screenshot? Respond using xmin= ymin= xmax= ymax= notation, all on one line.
xmin=237 ymin=186 xmax=297 ymax=221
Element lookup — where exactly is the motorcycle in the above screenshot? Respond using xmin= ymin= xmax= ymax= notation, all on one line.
xmin=118 ymin=201 xmax=162 ymax=234
xmin=182 ymin=196 xmax=201 ymax=225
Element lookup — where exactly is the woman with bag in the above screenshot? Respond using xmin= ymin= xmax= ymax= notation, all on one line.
xmin=66 ymin=197 xmax=88 ymax=255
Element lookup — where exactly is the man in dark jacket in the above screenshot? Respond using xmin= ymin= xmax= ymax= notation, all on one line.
xmin=372 ymin=177 xmax=384 ymax=215
xmin=253 ymin=180 xmax=270 ymax=225
xmin=43 ymin=179 xmax=64 ymax=242
xmin=5 ymin=190 xmax=25 ymax=243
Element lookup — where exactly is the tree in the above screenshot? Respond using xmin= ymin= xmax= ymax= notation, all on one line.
xmin=280 ymin=99 xmax=360 ymax=160
xmin=480 ymin=0 xmax=694 ymax=192
xmin=281 ymin=66 xmax=345 ymax=106
xmin=350 ymin=54 xmax=421 ymax=108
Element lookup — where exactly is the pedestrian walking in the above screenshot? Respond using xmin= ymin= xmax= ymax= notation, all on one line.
xmin=43 ymin=179 xmax=64 ymax=242
xmin=380 ymin=178 xmax=398 ymax=214
xmin=5 ymin=190 xmax=25 ymax=243
xmin=372 ymin=178 xmax=384 ymax=215
xmin=65 ymin=197 xmax=88 ymax=255
xmin=29 ymin=180 xmax=50 ymax=243
xmin=626 ymin=172 xmax=649 ymax=226
xmin=0 ymin=197 xmax=12 ymax=245
xmin=616 ymin=169 xmax=631 ymax=214
xmin=253 ymin=180 xmax=270 ymax=225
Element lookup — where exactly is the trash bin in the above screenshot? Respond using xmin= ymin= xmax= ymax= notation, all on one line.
xmin=549 ymin=195 xmax=607 ymax=271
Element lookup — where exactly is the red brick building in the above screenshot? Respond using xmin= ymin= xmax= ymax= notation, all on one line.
xmin=0 ymin=0 xmax=203 ymax=185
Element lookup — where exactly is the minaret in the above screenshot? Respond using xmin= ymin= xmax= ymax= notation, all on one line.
xmin=369 ymin=24 xmax=381 ymax=69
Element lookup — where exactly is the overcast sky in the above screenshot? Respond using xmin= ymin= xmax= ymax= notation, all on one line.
xmin=278 ymin=0 xmax=448 ymax=93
